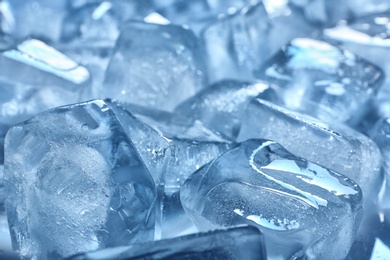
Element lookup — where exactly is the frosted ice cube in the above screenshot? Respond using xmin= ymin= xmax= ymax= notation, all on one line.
xmin=4 ymin=100 xmax=156 ymax=259
xmin=238 ymin=98 xmax=383 ymax=209
xmin=202 ymin=1 xmax=315 ymax=83
xmin=181 ymin=139 xmax=363 ymax=259
xmin=102 ymin=21 xmax=206 ymax=112
xmin=175 ymin=80 xmax=278 ymax=139
xmin=67 ymin=226 xmax=266 ymax=260
xmin=255 ymin=38 xmax=384 ymax=124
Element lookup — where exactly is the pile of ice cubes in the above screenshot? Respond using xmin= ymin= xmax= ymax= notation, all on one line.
xmin=1 ymin=0 xmax=390 ymax=259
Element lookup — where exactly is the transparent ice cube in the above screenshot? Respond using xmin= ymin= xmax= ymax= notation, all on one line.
xmin=181 ymin=139 xmax=363 ymax=259
xmin=4 ymin=100 xmax=156 ymax=259
xmin=255 ymin=38 xmax=384 ymax=124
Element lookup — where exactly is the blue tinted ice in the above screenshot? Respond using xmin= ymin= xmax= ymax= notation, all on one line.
xmin=102 ymin=21 xmax=206 ymax=112
xmin=202 ymin=1 xmax=315 ymax=83
xmin=67 ymin=226 xmax=266 ymax=260
xmin=255 ymin=38 xmax=383 ymax=124
xmin=175 ymin=80 xmax=278 ymax=139
xmin=108 ymin=101 xmax=232 ymax=239
xmin=181 ymin=139 xmax=363 ymax=259
xmin=238 ymin=98 xmax=382 ymax=208
xmin=4 ymin=100 xmax=156 ymax=259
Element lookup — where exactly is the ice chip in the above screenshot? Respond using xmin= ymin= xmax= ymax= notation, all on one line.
xmin=175 ymin=80 xmax=278 ymax=139
xmin=255 ymin=38 xmax=384 ymax=124
xmin=102 ymin=21 xmax=206 ymax=112
xmin=238 ymin=98 xmax=383 ymax=208
xmin=67 ymin=226 xmax=266 ymax=260
xmin=4 ymin=100 xmax=156 ymax=259
xmin=107 ymin=101 xmax=233 ymax=239
xmin=181 ymin=139 xmax=363 ymax=259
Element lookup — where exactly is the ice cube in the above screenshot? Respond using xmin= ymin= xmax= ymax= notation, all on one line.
xmin=181 ymin=139 xmax=363 ymax=259
xmin=4 ymin=100 xmax=156 ymax=259
xmin=1 ymin=0 xmax=68 ymax=42
xmin=255 ymin=38 xmax=384 ymax=124
xmin=202 ymin=1 xmax=315 ymax=83
xmin=175 ymin=80 xmax=278 ymax=139
xmin=238 ymin=98 xmax=383 ymax=209
xmin=67 ymin=226 xmax=266 ymax=260
xmin=102 ymin=21 xmax=206 ymax=112
xmin=107 ymin=101 xmax=233 ymax=239
xmin=323 ymin=13 xmax=390 ymax=98
xmin=0 ymin=39 xmax=91 ymax=127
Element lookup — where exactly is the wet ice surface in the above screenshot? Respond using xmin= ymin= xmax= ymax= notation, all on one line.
xmin=238 ymin=98 xmax=382 ymax=207
xmin=181 ymin=139 xmax=363 ymax=259
xmin=67 ymin=226 xmax=266 ymax=260
xmin=4 ymin=100 xmax=156 ymax=259
xmin=255 ymin=38 xmax=384 ymax=124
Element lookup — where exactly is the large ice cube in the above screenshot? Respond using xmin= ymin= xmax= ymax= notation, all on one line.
xmin=255 ymin=38 xmax=384 ymax=124
xmin=238 ymin=98 xmax=382 ymax=208
xmin=181 ymin=139 xmax=363 ymax=259
xmin=102 ymin=21 xmax=206 ymax=111
xmin=201 ymin=1 xmax=315 ymax=83
xmin=67 ymin=226 xmax=266 ymax=260
xmin=108 ymin=101 xmax=232 ymax=239
xmin=175 ymin=80 xmax=278 ymax=139
xmin=4 ymin=100 xmax=156 ymax=259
